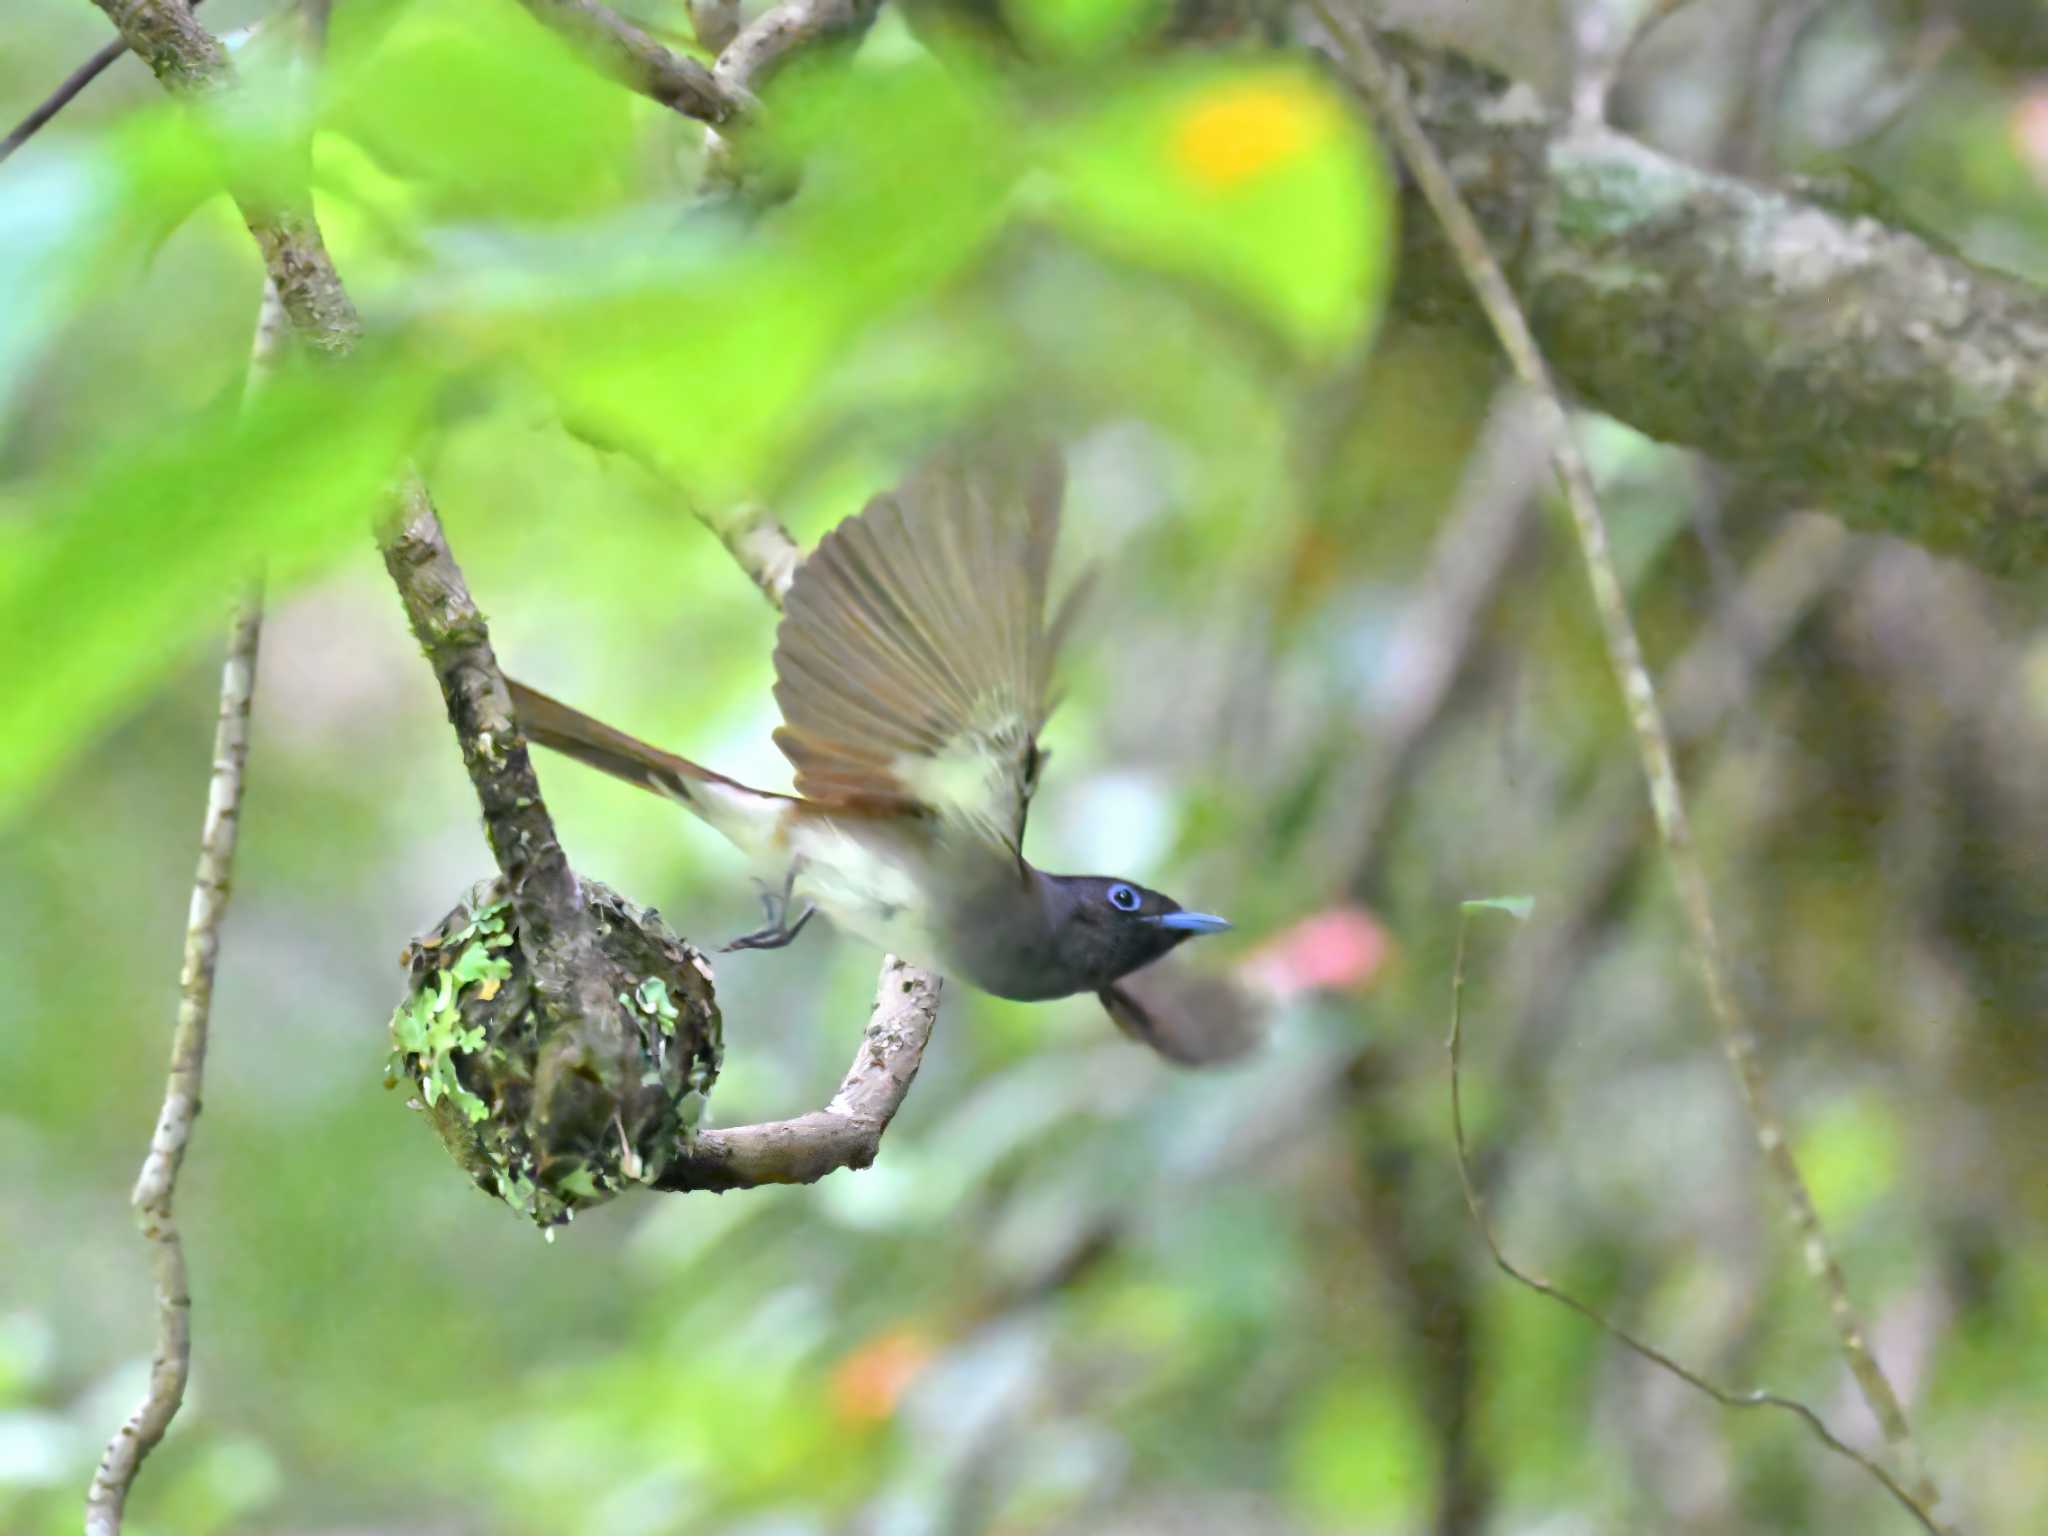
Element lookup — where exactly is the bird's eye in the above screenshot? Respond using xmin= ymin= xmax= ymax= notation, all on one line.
xmin=1108 ymin=883 xmax=1141 ymax=912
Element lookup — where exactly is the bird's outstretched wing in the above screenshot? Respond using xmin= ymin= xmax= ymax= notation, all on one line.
xmin=771 ymin=440 xmax=1079 ymax=855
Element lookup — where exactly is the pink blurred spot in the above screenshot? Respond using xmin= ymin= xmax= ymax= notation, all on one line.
xmin=2012 ymin=89 xmax=2048 ymax=190
xmin=1241 ymin=906 xmax=1392 ymax=999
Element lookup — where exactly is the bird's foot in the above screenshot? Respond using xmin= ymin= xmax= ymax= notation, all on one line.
xmin=721 ymin=871 xmax=816 ymax=953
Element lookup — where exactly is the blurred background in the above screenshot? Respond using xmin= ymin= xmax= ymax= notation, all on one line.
xmin=6 ymin=0 xmax=2048 ymax=1531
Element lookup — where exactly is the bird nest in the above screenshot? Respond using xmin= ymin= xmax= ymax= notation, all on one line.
xmin=386 ymin=876 xmax=722 ymax=1232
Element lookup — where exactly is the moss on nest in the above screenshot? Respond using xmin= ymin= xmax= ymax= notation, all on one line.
xmin=387 ymin=877 xmax=722 ymax=1233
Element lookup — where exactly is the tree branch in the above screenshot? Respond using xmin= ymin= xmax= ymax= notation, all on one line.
xmin=696 ymin=501 xmax=803 ymax=606
xmin=86 ymin=0 xmax=582 ymax=941
xmin=512 ymin=0 xmax=739 ymax=123
xmin=84 ymin=592 xmax=262 ymax=1536
xmin=713 ymin=0 xmax=881 ymax=98
xmin=1317 ymin=6 xmax=1947 ymax=1525
xmin=1369 ymin=33 xmax=2048 ymax=576
xmin=87 ymin=0 xmax=360 ymax=351
xmin=379 ymin=483 xmax=592 ymax=988
xmin=658 ymin=955 xmax=941 ymax=1190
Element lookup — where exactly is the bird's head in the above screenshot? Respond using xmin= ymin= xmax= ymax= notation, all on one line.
xmin=1045 ymin=875 xmax=1231 ymax=990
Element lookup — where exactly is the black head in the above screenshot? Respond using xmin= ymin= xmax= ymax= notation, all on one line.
xmin=1044 ymin=875 xmax=1231 ymax=992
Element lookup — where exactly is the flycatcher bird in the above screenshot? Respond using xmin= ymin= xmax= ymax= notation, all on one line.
xmin=506 ymin=442 xmax=1231 ymax=1059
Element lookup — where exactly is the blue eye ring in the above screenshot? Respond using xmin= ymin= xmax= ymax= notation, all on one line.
xmin=1108 ymin=883 xmax=1141 ymax=913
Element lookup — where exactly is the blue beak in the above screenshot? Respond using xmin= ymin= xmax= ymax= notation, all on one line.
xmin=1148 ymin=911 xmax=1232 ymax=934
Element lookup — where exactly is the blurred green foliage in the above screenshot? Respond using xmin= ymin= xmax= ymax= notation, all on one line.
xmin=6 ymin=2 xmax=2048 ymax=1534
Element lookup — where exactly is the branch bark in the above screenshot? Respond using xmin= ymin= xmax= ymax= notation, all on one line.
xmin=658 ymin=956 xmax=941 ymax=1190
xmin=713 ymin=0 xmax=881 ymax=98
xmin=1373 ymin=37 xmax=2048 ymax=575
xmin=88 ymin=0 xmax=360 ymax=351
xmin=84 ymin=593 xmax=262 ymax=1536
xmin=379 ymin=482 xmax=600 ymax=1014
xmin=697 ymin=502 xmax=803 ymax=606
xmin=512 ymin=0 xmax=739 ymax=123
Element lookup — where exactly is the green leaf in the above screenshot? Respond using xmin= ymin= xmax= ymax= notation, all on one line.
xmin=447 ymin=941 xmax=512 ymax=991
xmin=1287 ymin=1370 xmax=1435 ymax=1524
xmin=0 ymin=349 xmax=433 ymax=825
xmin=634 ymin=976 xmax=680 ymax=1033
xmin=496 ymin=59 xmax=1015 ymax=503
xmin=391 ymin=997 xmax=430 ymax=1053
xmin=1002 ymin=0 xmax=1166 ymax=59
xmin=1461 ymin=895 xmax=1536 ymax=921
xmin=2 ymin=106 xmax=228 ymax=423
xmin=321 ymin=0 xmax=636 ymax=224
xmin=1045 ymin=61 xmax=1396 ymax=357
xmin=557 ymin=1166 xmax=602 ymax=1200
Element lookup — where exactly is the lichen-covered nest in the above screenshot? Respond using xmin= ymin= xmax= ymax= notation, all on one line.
xmin=386 ymin=877 xmax=722 ymax=1232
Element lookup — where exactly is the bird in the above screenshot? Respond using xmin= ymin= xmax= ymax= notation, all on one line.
xmin=505 ymin=440 xmax=1234 ymax=1060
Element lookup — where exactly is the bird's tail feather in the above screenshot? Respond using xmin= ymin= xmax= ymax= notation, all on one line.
xmin=506 ymin=678 xmax=748 ymax=815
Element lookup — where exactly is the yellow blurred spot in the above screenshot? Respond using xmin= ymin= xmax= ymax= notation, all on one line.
xmin=1171 ymin=79 xmax=1332 ymax=191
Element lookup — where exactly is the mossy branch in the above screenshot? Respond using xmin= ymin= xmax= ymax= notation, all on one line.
xmin=374 ymin=482 xmax=640 ymax=1052
xmin=1376 ymin=37 xmax=2048 ymax=576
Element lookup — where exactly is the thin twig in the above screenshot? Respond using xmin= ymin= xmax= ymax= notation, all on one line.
xmin=0 ymin=0 xmax=211 ymax=166
xmin=83 ymin=591 xmax=262 ymax=1536
xmin=1 ymin=39 xmax=125 ymax=166
xmin=1312 ymin=4 xmax=1944 ymax=1524
xmin=83 ymin=239 xmax=292 ymax=1536
xmin=1447 ymin=910 xmax=1940 ymax=1535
